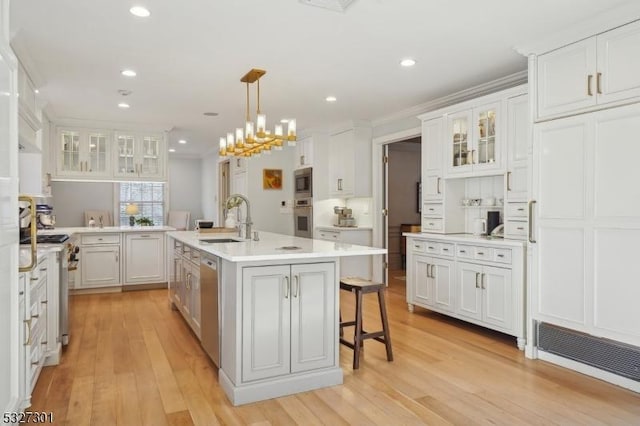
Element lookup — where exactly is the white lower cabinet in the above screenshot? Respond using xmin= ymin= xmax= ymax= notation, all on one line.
xmin=457 ymin=262 xmax=512 ymax=331
xmin=407 ymin=236 xmax=524 ymax=349
xmin=241 ymin=262 xmax=335 ymax=382
xmin=169 ymin=240 xmax=201 ymax=339
xmin=80 ymin=245 xmax=120 ymax=288
xmin=124 ymin=232 xmax=165 ymax=284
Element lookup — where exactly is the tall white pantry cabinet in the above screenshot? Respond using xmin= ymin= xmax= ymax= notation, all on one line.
xmin=523 ymin=15 xmax=640 ymax=391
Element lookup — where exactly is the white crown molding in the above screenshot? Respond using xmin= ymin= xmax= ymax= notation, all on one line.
xmin=514 ymin=5 xmax=640 ymax=56
xmin=10 ymin=30 xmax=46 ymax=88
xmin=52 ymin=117 xmax=172 ymax=133
xmin=371 ymin=71 xmax=528 ymax=128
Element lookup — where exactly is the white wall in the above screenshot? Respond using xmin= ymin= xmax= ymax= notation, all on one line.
xmin=246 ymin=148 xmax=295 ymax=235
xmin=50 ymin=181 xmax=114 ymax=227
xmin=201 ymin=152 xmax=218 ymax=224
xmin=168 ymin=157 xmax=203 ymax=225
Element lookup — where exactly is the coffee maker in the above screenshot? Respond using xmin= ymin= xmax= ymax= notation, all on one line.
xmin=334 ymin=206 xmax=356 ymax=227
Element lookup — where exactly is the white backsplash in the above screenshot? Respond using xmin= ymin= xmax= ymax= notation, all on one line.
xmin=313 ymin=197 xmax=373 ymax=228
xmin=464 ymin=175 xmax=504 ymax=232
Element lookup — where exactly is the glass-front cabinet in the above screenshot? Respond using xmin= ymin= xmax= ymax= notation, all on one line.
xmin=114 ymin=132 xmax=165 ymax=179
xmin=447 ymin=102 xmax=502 ymax=176
xmin=56 ymin=128 xmax=111 ymax=178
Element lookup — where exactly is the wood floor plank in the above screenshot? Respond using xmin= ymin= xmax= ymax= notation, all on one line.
xmin=27 ymin=284 xmax=640 ymax=425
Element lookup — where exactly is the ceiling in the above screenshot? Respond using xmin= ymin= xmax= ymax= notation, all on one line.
xmin=10 ymin=0 xmax=632 ymax=156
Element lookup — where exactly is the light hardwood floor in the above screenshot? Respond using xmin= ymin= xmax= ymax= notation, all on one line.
xmin=31 ymin=273 xmax=640 ymax=425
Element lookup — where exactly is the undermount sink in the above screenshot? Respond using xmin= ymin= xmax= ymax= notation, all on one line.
xmin=199 ymin=238 xmax=243 ymax=244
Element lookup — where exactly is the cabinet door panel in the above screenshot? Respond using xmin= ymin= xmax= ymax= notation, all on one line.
xmin=456 ymin=262 xmax=482 ymax=321
xmin=596 ymin=21 xmax=640 ymax=105
xmin=242 ymin=265 xmax=290 ymax=382
xmin=534 ymin=117 xmax=589 ymax=220
xmin=115 ymin=134 xmax=137 ymax=177
xmin=291 ymin=263 xmax=335 ymax=373
xmin=537 ymin=38 xmax=597 ymax=118
xmin=58 ymin=130 xmax=82 ymax=174
xmin=411 ymin=255 xmax=431 ymax=307
xmin=507 ymin=94 xmax=530 ymax=163
xmin=594 ymin=229 xmax=640 ymax=341
xmin=422 ymin=118 xmax=442 ymax=174
xmin=482 ymin=266 xmax=512 ymax=331
xmin=447 ymin=110 xmax=473 ymax=175
xmin=473 ymin=102 xmax=501 ymax=171
xmin=125 ymin=233 xmax=165 ymax=283
xmin=506 ymin=162 xmax=528 ymax=201
xmin=433 ymin=259 xmax=454 ymax=313
xmin=80 ymin=246 xmax=120 ymax=287
xmin=593 ymin=104 xmax=640 ymax=218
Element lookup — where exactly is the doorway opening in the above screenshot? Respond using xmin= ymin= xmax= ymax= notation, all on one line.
xmin=383 ymin=138 xmax=422 ymax=291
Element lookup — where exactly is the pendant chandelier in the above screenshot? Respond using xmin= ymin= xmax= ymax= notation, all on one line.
xmin=219 ymin=68 xmax=296 ymax=158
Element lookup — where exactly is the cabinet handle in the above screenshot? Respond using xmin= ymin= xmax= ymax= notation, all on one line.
xmin=24 ymin=319 xmax=32 ymax=346
xmin=528 ymin=200 xmax=537 ymax=243
xmin=85 ymin=161 xmax=89 ymax=172
xmin=442 ymin=248 xmax=449 ymax=252
xmin=517 ymin=227 xmax=524 ymax=231
xmin=41 ymin=300 xmax=48 ymax=305
xmin=478 ymin=252 xmax=484 ymax=256
xmin=430 ymin=265 xmax=435 ymax=278
xmin=475 ymin=272 xmax=480 ymax=289
xmin=30 ymin=277 xmax=38 ymax=281
xmin=31 ymin=361 xmax=39 ymax=366
xmin=31 ymin=314 xmax=39 ymax=319
xmin=426 ymin=264 xmax=431 ymax=278
xmin=293 ymin=275 xmax=299 ymax=298
xmin=587 ymin=74 xmax=593 ymax=96
xmin=428 ymin=246 xmax=435 ymax=250
xmin=337 ymin=178 xmax=343 ymax=191
xmin=471 ymin=150 xmax=476 ymax=164
xmin=414 ymin=245 xmax=420 ymax=249
xmin=41 ymin=341 xmax=48 ymax=345
xmin=428 ymin=208 xmax=434 ymax=211
xmin=428 ymin=223 xmax=434 ymax=226
xmin=596 ymin=72 xmax=602 ymax=94
xmin=497 ymin=254 xmax=504 ymax=258
xmin=284 ymin=276 xmax=290 ymax=299
xmin=482 ymin=273 xmax=486 ymax=290
xmin=300 ymin=155 xmax=305 ymax=165
xmin=140 ymin=235 xmax=150 ymax=238
xmin=506 ymin=171 xmax=512 ymax=191
xmin=115 ymin=252 xmax=119 ymax=262
xmin=517 ymin=208 xmax=524 ymax=211
xmin=437 ymin=177 xmax=441 ymax=194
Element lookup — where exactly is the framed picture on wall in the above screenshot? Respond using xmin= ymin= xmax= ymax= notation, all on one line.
xmin=417 ymin=181 xmax=421 ymax=213
xmin=263 ymin=169 xmax=283 ymax=190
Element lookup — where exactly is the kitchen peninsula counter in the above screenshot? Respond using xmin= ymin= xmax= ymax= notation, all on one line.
xmin=166 ymin=230 xmax=386 ymax=406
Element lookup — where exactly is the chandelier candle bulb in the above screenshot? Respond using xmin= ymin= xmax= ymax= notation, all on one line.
xmin=226 ymin=133 xmax=235 ymax=152
xmin=256 ymin=114 xmax=266 ymax=137
xmin=235 ymin=128 xmax=244 ymax=148
xmin=219 ymin=137 xmax=226 ymax=156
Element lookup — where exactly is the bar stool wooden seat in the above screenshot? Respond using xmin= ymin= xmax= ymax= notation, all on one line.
xmin=339 ymin=277 xmax=393 ymax=369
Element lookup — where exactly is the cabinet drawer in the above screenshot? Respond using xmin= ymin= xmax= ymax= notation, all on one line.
xmin=410 ymin=240 xmax=426 ymax=253
xmin=505 ymin=220 xmax=528 ymax=237
xmin=474 ymin=247 xmax=494 ymax=261
xmin=440 ymin=243 xmax=455 ymax=257
xmin=81 ymin=233 xmax=120 ymax=245
xmin=425 ymin=241 xmax=439 ymax=254
xmin=493 ymin=248 xmax=512 ymax=264
xmin=505 ymin=202 xmax=528 ymax=218
xmin=190 ymin=249 xmax=201 ymax=263
xmin=457 ymin=245 xmax=473 ymax=258
xmin=423 ymin=203 xmax=443 ymax=217
xmin=318 ymin=230 xmax=340 ymax=241
xmin=422 ymin=218 xmax=443 ymax=231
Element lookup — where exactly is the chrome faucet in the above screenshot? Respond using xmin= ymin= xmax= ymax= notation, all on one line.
xmin=225 ymin=194 xmax=252 ymax=239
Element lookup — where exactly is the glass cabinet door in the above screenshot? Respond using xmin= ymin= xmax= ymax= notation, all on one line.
xmin=475 ymin=107 xmax=497 ymax=165
xmin=449 ymin=110 xmax=473 ymax=173
xmin=141 ymin=135 xmax=161 ymax=176
xmin=61 ymin=131 xmax=81 ymax=172
xmin=117 ymin=134 xmax=136 ymax=175
xmin=88 ymin=133 xmax=108 ymax=174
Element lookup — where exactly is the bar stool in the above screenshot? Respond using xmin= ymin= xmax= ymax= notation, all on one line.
xmin=339 ymin=277 xmax=393 ymax=369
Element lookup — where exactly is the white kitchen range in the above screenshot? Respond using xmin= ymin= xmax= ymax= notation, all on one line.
xmin=2 ymin=0 xmax=640 ymax=423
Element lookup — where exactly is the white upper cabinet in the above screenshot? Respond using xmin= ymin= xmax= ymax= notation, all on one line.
xmin=55 ymin=128 xmax=111 ymax=178
xmin=505 ymin=94 xmax=530 ymax=201
xmin=446 ymin=101 xmax=503 ymax=177
xmin=537 ymin=20 xmax=640 ymax=120
xmin=422 ymin=117 xmax=443 ymax=201
xmin=115 ymin=132 xmax=164 ymax=180
xmin=328 ymin=126 xmax=372 ymax=198
xmin=294 ymin=136 xmax=313 ymax=169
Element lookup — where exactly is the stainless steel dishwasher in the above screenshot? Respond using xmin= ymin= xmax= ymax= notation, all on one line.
xmin=200 ymin=255 xmax=220 ymax=367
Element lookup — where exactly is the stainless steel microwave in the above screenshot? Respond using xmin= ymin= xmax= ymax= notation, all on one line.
xmin=294 ymin=167 xmax=312 ymax=199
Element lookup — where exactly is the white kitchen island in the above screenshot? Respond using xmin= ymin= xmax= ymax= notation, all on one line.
xmin=166 ymin=230 xmax=386 ymax=406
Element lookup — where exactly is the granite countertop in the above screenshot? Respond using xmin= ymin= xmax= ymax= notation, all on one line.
xmin=167 ymin=230 xmax=386 ymax=262
xmin=39 ymin=225 xmax=175 ymax=235
xmin=402 ymin=232 xmax=526 ymax=248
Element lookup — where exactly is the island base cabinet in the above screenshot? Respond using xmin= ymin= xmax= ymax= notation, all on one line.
xmin=241 ymin=262 xmax=336 ymax=383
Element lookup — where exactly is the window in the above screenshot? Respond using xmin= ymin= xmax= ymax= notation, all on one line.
xmin=118 ymin=182 xmax=165 ymax=226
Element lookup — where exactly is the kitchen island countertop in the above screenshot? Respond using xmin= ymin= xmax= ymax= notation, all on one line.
xmin=167 ymin=230 xmax=386 ymax=262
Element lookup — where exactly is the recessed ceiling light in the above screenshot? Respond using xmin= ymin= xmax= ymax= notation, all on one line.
xmin=129 ymin=6 xmax=151 ymax=17
xmin=178 ymin=139 xmax=187 ymax=144
xmin=280 ymin=119 xmax=290 ymax=124
xmin=118 ymin=102 xmax=130 ymax=109
xmin=121 ymin=69 xmax=137 ymax=77
xmin=168 ymin=148 xmax=176 ymax=153
xmin=400 ymin=58 xmax=416 ymax=67
xmin=34 ymin=89 xmax=40 ymax=94
xmin=326 ymin=96 xmax=337 ymax=102
xmin=203 ymin=112 xmax=219 ymax=117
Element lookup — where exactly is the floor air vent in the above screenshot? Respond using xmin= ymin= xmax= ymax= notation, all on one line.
xmin=537 ymin=322 xmax=640 ymax=381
